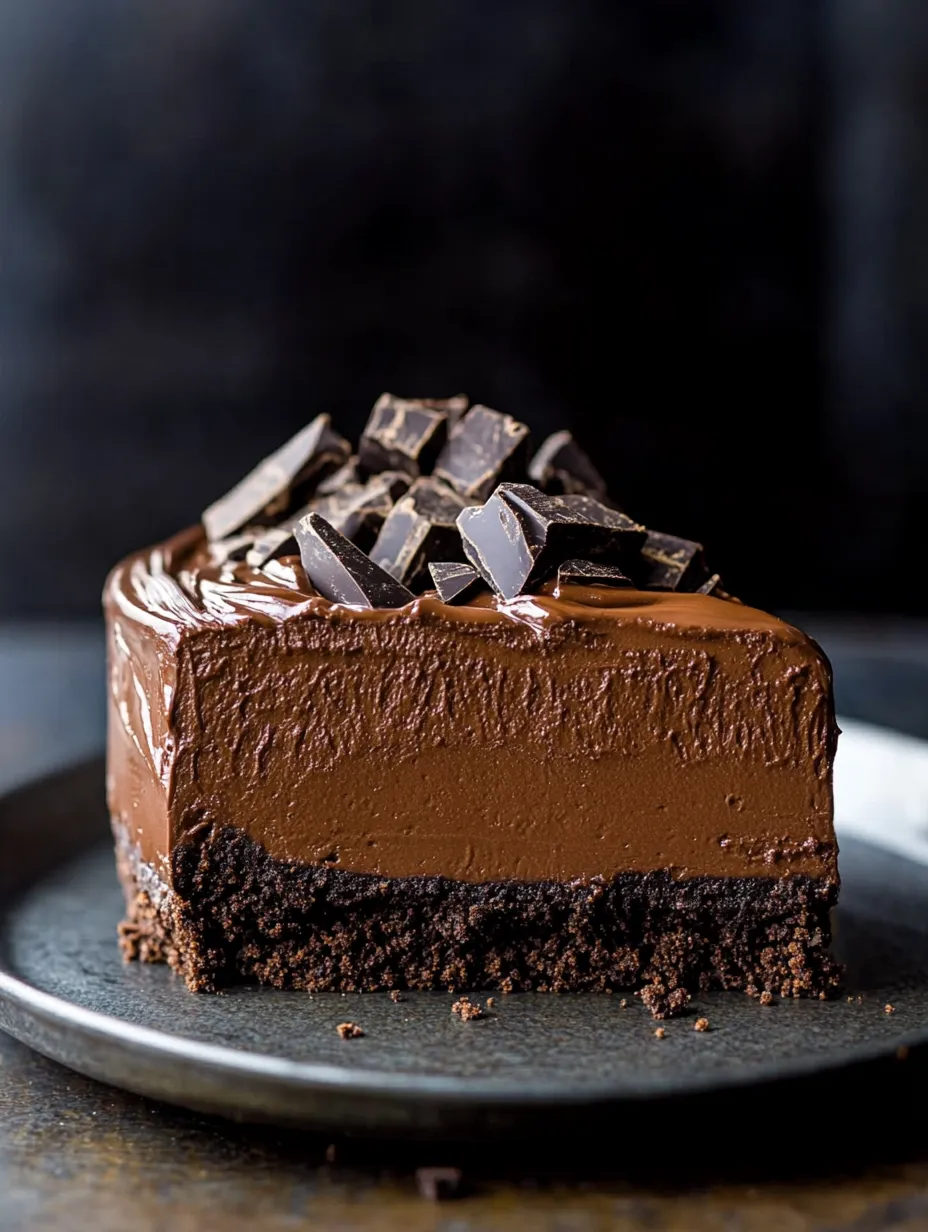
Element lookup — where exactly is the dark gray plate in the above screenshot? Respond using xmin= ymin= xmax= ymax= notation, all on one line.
xmin=1 ymin=760 xmax=928 ymax=1135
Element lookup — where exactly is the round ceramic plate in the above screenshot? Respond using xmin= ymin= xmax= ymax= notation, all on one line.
xmin=2 ymin=744 xmax=928 ymax=1135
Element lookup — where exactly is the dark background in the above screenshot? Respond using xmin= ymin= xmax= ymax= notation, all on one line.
xmin=0 ymin=0 xmax=924 ymax=618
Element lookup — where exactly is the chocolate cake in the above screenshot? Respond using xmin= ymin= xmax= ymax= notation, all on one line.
xmin=107 ymin=395 xmax=840 ymax=1016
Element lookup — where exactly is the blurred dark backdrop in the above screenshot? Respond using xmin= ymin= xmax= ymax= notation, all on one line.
xmin=0 ymin=0 xmax=924 ymax=618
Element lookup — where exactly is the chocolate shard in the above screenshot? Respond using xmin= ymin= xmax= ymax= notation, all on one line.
xmin=637 ymin=530 xmax=710 ymax=592
xmin=433 ymin=406 xmax=531 ymax=503
xmin=294 ymin=513 xmax=414 ymax=609
xmin=203 ymin=415 xmax=351 ymax=541
xmin=529 ymin=430 xmax=609 ymax=499
xmin=358 ymin=394 xmax=450 ymax=479
xmin=459 ymin=484 xmax=646 ymax=601
xmin=319 ymin=471 xmax=412 ymax=552
xmin=696 ymin=573 xmax=723 ymax=596
xmin=316 ymin=455 xmax=361 ymax=496
xmin=429 ymin=561 xmax=484 ymax=605
xmin=246 ymin=521 xmax=302 ymax=568
xmin=557 ymin=560 xmax=633 ymax=589
xmin=370 ymin=478 xmax=467 ymax=590
xmin=208 ymin=531 xmax=256 ymax=567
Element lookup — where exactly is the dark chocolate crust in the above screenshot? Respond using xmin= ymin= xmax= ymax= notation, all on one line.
xmin=116 ymin=827 xmax=841 ymax=1017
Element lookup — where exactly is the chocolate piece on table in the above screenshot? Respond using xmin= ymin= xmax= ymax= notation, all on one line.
xmin=557 ymin=560 xmax=633 ymax=589
xmin=638 ymin=530 xmax=710 ymax=592
xmin=203 ymin=415 xmax=350 ymax=541
xmin=459 ymin=484 xmax=645 ymax=600
xmin=370 ymin=478 xmax=467 ymax=590
xmin=529 ymin=430 xmax=609 ymax=499
xmin=358 ymin=394 xmax=450 ymax=479
xmin=429 ymin=561 xmax=484 ymax=605
xmin=433 ymin=406 xmax=531 ymax=503
xmin=294 ymin=512 xmax=414 ymax=609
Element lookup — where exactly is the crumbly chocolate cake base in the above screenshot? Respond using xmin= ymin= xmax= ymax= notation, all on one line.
xmin=116 ymin=827 xmax=841 ymax=1018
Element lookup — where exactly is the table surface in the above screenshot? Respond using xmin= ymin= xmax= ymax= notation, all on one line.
xmin=5 ymin=617 xmax=928 ymax=1231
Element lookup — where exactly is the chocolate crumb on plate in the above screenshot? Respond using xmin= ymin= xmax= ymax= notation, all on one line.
xmin=885 ymin=1004 xmax=896 ymax=1014
xmin=759 ymin=991 xmax=775 ymax=1006
xmin=486 ymin=996 xmax=496 ymax=1008
xmin=389 ymin=990 xmax=403 ymax=1003
xmin=336 ymin=1022 xmax=364 ymax=1039
xmin=451 ymin=996 xmax=485 ymax=1021
xmin=694 ymin=1017 xmax=711 ymax=1033
xmin=415 ymin=1166 xmax=464 ymax=1202
xmin=654 ymin=1027 xmax=666 ymax=1039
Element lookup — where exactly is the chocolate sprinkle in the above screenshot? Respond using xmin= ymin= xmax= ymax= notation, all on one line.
xmin=529 ymin=430 xmax=609 ymax=498
xmin=203 ymin=414 xmax=350 ymax=541
xmin=295 ymin=512 xmax=414 ymax=609
xmin=358 ymin=394 xmax=450 ymax=479
xmin=430 ymin=561 xmax=484 ymax=605
xmin=434 ymin=406 xmax=531 ymax=502
xmin=370 ymin=478 xmax=466 ymax=590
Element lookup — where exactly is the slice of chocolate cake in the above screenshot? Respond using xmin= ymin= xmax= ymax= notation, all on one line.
xmin=107 ymin=396 xmax=840 ymax=1015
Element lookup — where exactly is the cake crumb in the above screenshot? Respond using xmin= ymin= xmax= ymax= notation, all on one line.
xmin=389 ymin=990 xmax=403 ymax=1003
xmin=452 ymin=997 xmax=484 ymax=1022
xmin=885 ymin=1003 xmax=896 ymax=1015
xmin=415 ymin=1166 xmax=464 ymax=1202
xmin=336 ymin=1022 xmax=364 ymax=1039
xmin=654 ymin=1027 xmax=666 ymax=1039
xmin=486 ymin=997 xmax=496 ymax=1008
xmin=759 ymin=991 xmax=775 ymax=1007
xmin=620 ymin=999 xmax=628 ymax=1009
xmin=694 ymin=1017 xmax=710 ymax=1033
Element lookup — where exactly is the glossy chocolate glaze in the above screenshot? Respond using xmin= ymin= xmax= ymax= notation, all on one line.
xmin=105 ymin=528 xmax=838 ymax=886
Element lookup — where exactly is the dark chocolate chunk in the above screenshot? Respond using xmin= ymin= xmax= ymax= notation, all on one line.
xmin=637 ymin=530 xmax=710 ymax=592
xmin=557 ymin=560 xmax=633 ymax=589
xmin=370 ymin=478 xmax=467 ymax=590
xmin=529 ymin=430 xmax=608 ymax=498
xmin=429 ymin=561 xmax=484 ymax=605
xmin=415 ymin=1167 xmax=464 ymax=1203
xmin=203 ymin=414 xmax=350 ymax=541
xmin=247 ymin=473 xmax=410 ymax=567
xmin=316 ymin=455 xmax=361 ymax=496
xmin=358 ymin=394 xmax=449 ymax=479
xmin=294 ymin=513 xmax=414 ymax=609
xmin=318 ymin=472 xmax=411 ymax=552
xmin=459 ymin=484 xmax=646 ymax=600
xmin=433 ymin=406 xmax=531 ymax=502
xmin=208 ymin=532 xmax=256 ymax=567
xmin=696 ymin=572 xmax=723 ymax=596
